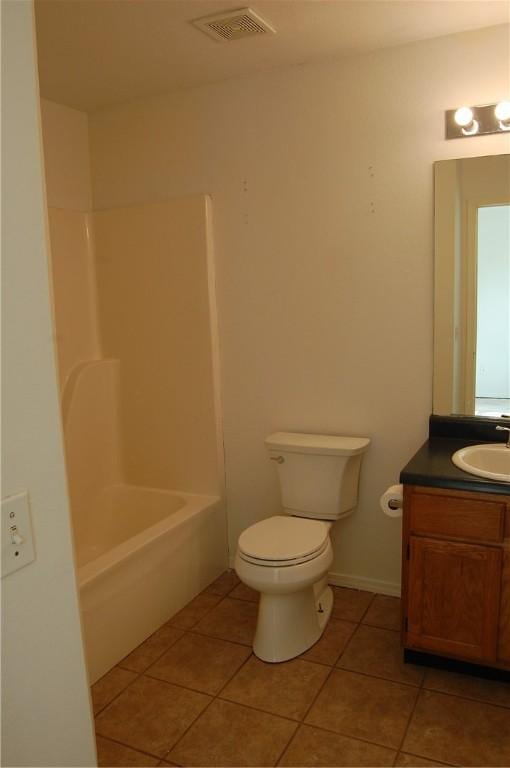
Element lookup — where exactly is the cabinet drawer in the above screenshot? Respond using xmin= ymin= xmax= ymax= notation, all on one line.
xmin=408 ymin=490 xmax=505 ymax=543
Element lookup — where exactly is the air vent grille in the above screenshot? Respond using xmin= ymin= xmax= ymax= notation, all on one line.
xmin=192 ymin=7 xmax=276 ymax=42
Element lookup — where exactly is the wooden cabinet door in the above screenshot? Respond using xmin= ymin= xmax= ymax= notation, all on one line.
xmin=498 ymin=547 xmax=510 ymax=664
xmin=406 ymin=536 xmax=502 ymax=663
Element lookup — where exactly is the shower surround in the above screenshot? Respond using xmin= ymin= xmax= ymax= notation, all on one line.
xmin=42 ymin=101 xmax=226 ymax=682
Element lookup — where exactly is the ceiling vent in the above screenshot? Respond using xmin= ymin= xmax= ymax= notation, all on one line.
xmin=191 ymin=7 xmax=276 ymax=42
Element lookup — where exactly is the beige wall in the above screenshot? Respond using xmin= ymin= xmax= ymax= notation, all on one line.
xmin=1 ymin=2 xmax=96 ymax=765
xmin=90 ymin=24 xmax=510 ymax=592
xmin=93 ymin=197 xmax=221 ymax=494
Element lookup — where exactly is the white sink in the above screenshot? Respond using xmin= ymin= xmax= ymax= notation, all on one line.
xmin=452 ymin=443 xmax=510 ymax=483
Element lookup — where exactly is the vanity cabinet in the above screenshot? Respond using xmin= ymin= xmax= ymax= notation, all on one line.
xmin=402 ymin=485 xmax=510 ymax=670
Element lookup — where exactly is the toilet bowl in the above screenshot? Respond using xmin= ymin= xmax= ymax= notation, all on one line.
xmin=235 ymin=515 xmax=333 ymax=662
xmin=235 ymin=431 xmax=370 ymax=663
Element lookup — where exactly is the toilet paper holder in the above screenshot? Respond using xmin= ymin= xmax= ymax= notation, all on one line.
xmin=380 ymin=483 xmax=404 ymax=518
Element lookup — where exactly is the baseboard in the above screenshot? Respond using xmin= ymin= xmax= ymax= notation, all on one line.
xmin=228 ymin=554 xmax=401 ymax=597
xmin=328 ymin=571 xmax=401 ymax=597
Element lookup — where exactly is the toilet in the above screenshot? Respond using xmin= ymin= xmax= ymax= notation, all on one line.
xmin=235 ymin=431 xmax=370 ymax=663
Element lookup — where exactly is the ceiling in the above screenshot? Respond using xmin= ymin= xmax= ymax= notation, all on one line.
xmin=35 ymin=0 xmax=510 ymax=112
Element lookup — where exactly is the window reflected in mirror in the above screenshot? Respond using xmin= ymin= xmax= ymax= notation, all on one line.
xmin=476 ymin=204 xmax=509 ymax=416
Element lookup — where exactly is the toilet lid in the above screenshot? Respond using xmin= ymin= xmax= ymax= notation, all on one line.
xmin=238 ymin=515 xmax=329 ymax=563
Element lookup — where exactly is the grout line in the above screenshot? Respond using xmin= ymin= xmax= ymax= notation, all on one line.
xmin=333 ymin=665 xmax=424 ymax=690
xmin=363 ymin=621 xmax=402 ymax=632
xmin=168 ymin=593 xmax=226 ymax=632
xmin=228 ymin=594 xmax=259 ymax=604
xmin=187 ymin=624 xmax=254 ymax=648
xmin=215 ymin=651 xmax=255 ymax=697
xmin=294 ymin=666 xmax=334 ymax=720
xmin=289 ymin=717 xmax=403 ymax=755
xmin=359 ymin=590 xmax=377 ymax=623
xmin=215 ymin=692 xmax=303 ymax=724
xmin=204 ymin=575 xmax=240 ymax=599
xmin=92 ymin=670 xmax=144 ymax=719
xmin=161 ymin=693 xmax=216 ymax=763
xmin=213 ymin=694 xmax=302 ymax=726
xmin=273 ymin=724 xmax=301 ymax=768
xmin=117 ymin=628 xmax=185 ymax=676
xmin=94 ymin=732 xmax=163 ymax=762
xmin=418 ymin=685 xmax=510 ymax=712
xmin=393 ymin=748 xmax=457 ymax=768
xmin=393 ymin=675 xmax=422 ymax=759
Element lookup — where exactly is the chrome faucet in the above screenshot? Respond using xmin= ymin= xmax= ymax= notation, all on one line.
xmin=496 ymin=425 xmax=510 ymax=448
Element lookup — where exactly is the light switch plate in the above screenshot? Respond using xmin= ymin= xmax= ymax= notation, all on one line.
xmin=1 ymin=491 xmax=36 ymax=577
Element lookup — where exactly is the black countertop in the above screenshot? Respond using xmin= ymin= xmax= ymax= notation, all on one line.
xmin=400 ymin=437 xmax=510 ymax=496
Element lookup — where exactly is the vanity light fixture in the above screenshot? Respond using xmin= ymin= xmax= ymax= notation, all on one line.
xmin=446 ymin=101 xmax=510 ymax=139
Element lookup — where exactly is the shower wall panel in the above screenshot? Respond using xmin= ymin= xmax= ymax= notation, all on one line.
xmin=93 ymin=197 xmax=220 ymax=495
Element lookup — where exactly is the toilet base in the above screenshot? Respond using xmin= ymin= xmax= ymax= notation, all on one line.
xmin=253 ymin=584 xmax=333 ymax=663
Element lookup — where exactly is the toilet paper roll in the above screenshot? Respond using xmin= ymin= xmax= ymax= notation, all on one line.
xmin=380 ymin=484 xmax=403 ymax=518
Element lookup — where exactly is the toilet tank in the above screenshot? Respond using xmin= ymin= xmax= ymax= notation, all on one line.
xmin=265 ymin=432 xmax=370 ymax=521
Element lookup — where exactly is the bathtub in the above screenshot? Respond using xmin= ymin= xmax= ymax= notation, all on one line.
xmin=76 ymin=484 xmax=227 ymax=684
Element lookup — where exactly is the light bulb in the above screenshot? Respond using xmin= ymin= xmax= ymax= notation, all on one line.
xmin=454 ymin=106 xmax=474 ymax=127
xmin=495 ymin=101 xmax=510 ymax=130
xmin=495 ymin=101 xmax=510 ymax=121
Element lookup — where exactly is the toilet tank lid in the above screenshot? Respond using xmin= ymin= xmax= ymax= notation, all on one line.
xmin=265 ymin=432 xmax=370 ymax=456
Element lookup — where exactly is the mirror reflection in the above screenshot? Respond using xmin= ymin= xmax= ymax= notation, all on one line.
xmin=433 ymin=154 xmax=510 ymax=418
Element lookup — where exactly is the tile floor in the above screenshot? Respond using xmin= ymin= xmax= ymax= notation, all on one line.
xmin=92 ymin=571 xmax=510 ymax=767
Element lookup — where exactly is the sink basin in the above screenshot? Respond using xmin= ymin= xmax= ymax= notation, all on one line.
xmin=452 ymin=443 xmax=510 ymax=483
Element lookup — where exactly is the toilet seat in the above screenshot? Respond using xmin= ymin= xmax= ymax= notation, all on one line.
xmin=238 ymin=515 xmax=330 ymax=568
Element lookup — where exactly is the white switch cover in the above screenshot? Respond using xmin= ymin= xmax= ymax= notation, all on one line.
xmin=2 ymin=491 xmax=36 ymax=578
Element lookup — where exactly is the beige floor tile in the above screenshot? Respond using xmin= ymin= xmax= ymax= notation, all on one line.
xmin=337 ymin=625 xmax=424 ymax=686
xmin=362 ymin=595 xmax=401 ymax=631
xmin=147 ymin=632 xmax=251 ymax=695
xmin=229 ymin=582 xmax=259 ymax=602
xmin=118 ymin=625 xmax=184 ymax=673
xmin=96 ymin=735 xmax=159 ymax=767
xmin=194 ymin=596 xmax=258 ymax=645
xmin=331 ymin=587 xmax=374 ymax=622
xmin=306 ymin=669 xmax=418 ymax=749
xmin=205 ymin=570 xmax=240 ymax=596
xmin=169 ymin=593 xmax=223 ymax=630
xmin=278 ymin=724 xmax=396 ymax=766
xmin=423 ymin=667 xmax=510 ymax=709
xmin=300 ymin=619 xmax=357 ymax=666
xmin=169 ymin=698 xmax=297 ymax=767
xmin=403 ymin=689 xmax=510 ymax=767
xmin=95 ymin=675 xmax=211 ymax=757
xmin=395 ymin=754 xmax=451 ymax=767
xmin=91 ymin=667 xmax=138 ymax=715
xmin=221 ymin=655 xmax=330 ymax=720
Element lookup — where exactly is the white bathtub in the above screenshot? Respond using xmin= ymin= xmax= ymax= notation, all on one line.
xmin=76 ymin=484 xmax=227 ymax=684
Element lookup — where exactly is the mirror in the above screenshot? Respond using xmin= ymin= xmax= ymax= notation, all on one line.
xmin=433 ymin=154 xmax=510 ymax=418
